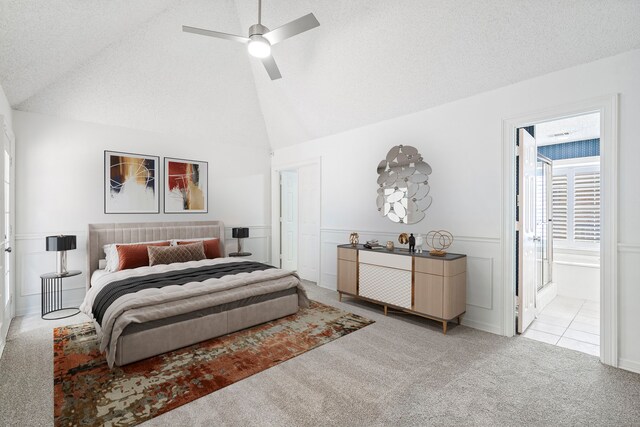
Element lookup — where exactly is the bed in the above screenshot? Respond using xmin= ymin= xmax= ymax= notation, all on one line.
xmin=80 ymin=221 xmax=308 ymax=367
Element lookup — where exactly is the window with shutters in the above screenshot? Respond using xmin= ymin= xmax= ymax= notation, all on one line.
xmin=552 ymin=158 xmax=600 ymax=249
xmin=552 ymin=175 xmax=568 ymax=240
xmin=573 ymin=172 xmax=600 ymax=242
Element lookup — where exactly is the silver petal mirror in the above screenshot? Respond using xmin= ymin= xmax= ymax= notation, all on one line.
xmin=377 ymin=145 xmax=432 ymax=224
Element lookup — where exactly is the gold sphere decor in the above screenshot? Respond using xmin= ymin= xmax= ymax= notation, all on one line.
xmin=349 ymin=232 xmax=359 ymax=246
xmin=425 ymin=230 xmax=453 ymax=257
xmin=398 ymin=232 xmax=409 ymax=245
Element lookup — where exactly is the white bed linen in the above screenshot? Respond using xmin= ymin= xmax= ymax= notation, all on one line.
xmin=80 ymin=257 xmax=304 ymax=367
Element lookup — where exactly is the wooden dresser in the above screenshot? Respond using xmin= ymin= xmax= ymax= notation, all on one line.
xmin=337 ymin=244 xmax=466 ymax=334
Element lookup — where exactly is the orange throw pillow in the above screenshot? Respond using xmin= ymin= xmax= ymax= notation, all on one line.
xmin=116 ymin=241 xmax=170 ymax=271
xmin=176 ymin=238 xmax=222 ymax=259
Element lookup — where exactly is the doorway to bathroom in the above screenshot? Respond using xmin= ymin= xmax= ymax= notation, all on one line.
xmin=516 ymin=112 xmax=602 ymax=357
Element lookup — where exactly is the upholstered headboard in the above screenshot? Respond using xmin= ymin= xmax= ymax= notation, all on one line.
xmin=86 ymin=221 xmax=225 ymax=288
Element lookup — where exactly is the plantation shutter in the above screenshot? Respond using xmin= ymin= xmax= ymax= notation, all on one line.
xmin=573 ymin=172 xmax=600 ymax=242
xmin=552 ymin=175 xmax=568 ymax=240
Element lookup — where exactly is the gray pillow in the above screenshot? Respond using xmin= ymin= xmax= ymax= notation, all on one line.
xmin=147 ymin=241 xmax=206 ymax=266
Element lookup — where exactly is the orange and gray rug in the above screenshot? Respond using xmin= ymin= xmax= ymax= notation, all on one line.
xmin=53 ymin=301 xmax=373 ymax=427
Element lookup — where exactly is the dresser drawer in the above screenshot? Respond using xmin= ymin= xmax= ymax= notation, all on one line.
xmin=338 ymin=247 xmax=357 ymax=262
xmin=359 ymin=250 xmax=411 ymax=271
xmin=414 ymin=257 xmax=443 ymax=275
xmin=444 ymin=257 xmax=466 ymax=277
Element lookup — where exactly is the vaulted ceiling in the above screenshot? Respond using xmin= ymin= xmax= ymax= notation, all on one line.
xmin=2 ymin=0 xmax=640 ymax=150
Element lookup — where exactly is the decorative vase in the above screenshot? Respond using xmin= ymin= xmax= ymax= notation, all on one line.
xmin=415 ymin=234 xmax=424 ymax=253
xmin=386 ymin=240 xmax=395 ymax=251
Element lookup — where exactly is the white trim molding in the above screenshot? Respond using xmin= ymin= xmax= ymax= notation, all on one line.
xmin=501 ymin=94 xmax=619 ymax=367
xmin=319 ymin=228 xmax=500 ymax=245
xmin=618 ymin=243 xmax=640 ymax=254
xmin=618 ymin=358 xmax=640 ymax=375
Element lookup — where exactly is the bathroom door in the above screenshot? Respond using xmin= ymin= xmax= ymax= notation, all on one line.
xmin=518 ymin=128 xmax=537 ymax=333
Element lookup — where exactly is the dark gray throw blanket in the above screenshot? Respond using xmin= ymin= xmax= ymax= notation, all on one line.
xmin=92 ymin=262 xmax=275 ymax=326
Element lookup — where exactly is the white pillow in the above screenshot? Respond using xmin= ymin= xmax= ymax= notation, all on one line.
xmin=103 ymin=240 xmax=169 ymax=272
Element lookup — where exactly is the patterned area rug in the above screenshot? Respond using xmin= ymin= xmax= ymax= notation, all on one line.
xmin=53 ymin=301 xmax=373 ymax=427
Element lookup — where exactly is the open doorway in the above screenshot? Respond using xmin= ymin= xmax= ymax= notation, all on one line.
xmin=516 ymin=113 xmax=601 ymax=356
xmin=272 ymin=161 xmax=321 ymax=284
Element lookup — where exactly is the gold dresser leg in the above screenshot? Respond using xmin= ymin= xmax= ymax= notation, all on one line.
xmin=443 ymin=321 xmax=448 ymax=335
xmin=338 ymin=292 xmax=342 ymax=302
xmin=384 ymin=305 xmax=388 ymax=316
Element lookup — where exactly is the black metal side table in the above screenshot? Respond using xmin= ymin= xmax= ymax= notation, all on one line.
xmin=40 ymin=270 xmax=81 ymax=320
xmin=228 ymin=252 xmax=252 ymax=257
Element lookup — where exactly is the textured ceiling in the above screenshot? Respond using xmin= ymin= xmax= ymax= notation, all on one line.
xmin=235 ymin=0 xmax=640 ymax=149
xmin=0 ymin=0 xmax=270 ymax=149
xmin=1 ymin=0 xmax=640 ymax=150
xmin=0 ymin=0 xmax=176 ymax=105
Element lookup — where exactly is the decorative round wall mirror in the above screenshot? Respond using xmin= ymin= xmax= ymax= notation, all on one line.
xmin=376 ymin=145 xmax=432 ymax=224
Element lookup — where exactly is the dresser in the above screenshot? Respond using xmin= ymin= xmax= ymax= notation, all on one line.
xmin=337 ymin=244 xmax=467 ymax=334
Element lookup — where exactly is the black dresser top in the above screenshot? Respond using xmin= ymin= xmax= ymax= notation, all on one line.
xmin=338 ymin=244 xmax=466 ymax=261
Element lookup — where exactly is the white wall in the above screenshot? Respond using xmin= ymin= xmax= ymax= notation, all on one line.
xmin=13 ymin=111 xmax=272 ymax=315
xmin=0 ymin=84 xmax=11 ymax=135
xmin=272 ymin=49 xmax=640 ymax=372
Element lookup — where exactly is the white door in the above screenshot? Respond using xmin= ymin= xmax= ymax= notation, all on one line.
xmin=280 ymin=171 xmax=298 ymax=271
xmin=297 ymin=164 xmax=320 ymax=282
xmin=0 ymin=118 xmax=14 ymax=355
xmin=518 ymin=128 xmax=537 ymax=333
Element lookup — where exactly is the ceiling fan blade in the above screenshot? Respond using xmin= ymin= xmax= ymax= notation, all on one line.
xmin=182 ymin=25 xmax=249 ymax=44
xmin=262 ymin=13 xmax=319 ymax=45
xmin=260 ymin=55 xmax=282 ymax=80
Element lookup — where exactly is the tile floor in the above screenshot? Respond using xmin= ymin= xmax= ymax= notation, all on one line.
xmin=522 ymin=295 xmax=600 ymax=356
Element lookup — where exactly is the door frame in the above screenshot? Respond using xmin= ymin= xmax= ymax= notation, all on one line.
xmin=0 ymin=114 xmax=15 ymax=358
xmin=271 ymin=157 xmax=322 ymax=280
xmin=501 ymin=94 xmax=618 ymax=367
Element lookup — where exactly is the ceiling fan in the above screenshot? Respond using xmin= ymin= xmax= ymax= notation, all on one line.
xmin=183 ymin=0 xmax=320 ymax=80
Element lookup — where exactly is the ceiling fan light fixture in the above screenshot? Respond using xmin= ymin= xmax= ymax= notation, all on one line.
xmin=247 ymin=35 xmax=271 ymax=58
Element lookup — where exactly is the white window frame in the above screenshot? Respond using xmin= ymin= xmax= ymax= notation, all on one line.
xmin=552 ymin=156 xmax=600 ymax=252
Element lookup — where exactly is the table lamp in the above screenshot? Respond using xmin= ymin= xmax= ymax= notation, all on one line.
xmin=232 ymin=227 xmax=250 ymax=255
xmin=46 ymin=235 xmax=76 ymax=275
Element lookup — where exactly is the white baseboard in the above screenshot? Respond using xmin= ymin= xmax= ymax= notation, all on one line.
xmin=460 ymin=317 xmax=502 ymax=335
xmin=0 ymin=339 xmax=5 ymax=359
xmin=15 ymin=295 xmax=85 ymax=317
xmin=618 ymin=358 xmax=640 ymax=374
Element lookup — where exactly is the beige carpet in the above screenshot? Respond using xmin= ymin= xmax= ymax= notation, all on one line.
xmin=1 ymin=282 xmax=639 ymax=426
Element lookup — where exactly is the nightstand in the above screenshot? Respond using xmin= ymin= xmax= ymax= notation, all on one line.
xmin=40 ymin=270 xmax=81 ymax=320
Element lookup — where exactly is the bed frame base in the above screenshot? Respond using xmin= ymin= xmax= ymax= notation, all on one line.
xmin=115 ymin=294 xmax=299 ymax=366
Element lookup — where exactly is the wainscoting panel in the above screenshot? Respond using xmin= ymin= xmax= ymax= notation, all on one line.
xmin=466 ymin=256 xmax=493 ymax=310
xmin=320 ymin=228 xmax=502 ymax=334
xmin=617 ymin=246 xmax=640 ymax=373
xmin=15 ymin=226 xmax=271 ymax=316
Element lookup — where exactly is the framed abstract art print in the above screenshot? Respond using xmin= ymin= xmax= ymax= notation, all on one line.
xmin=104 ymin=151 xmax=160 ymax=214
xmin=164 ymin=157 xmax=208 ymax=213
